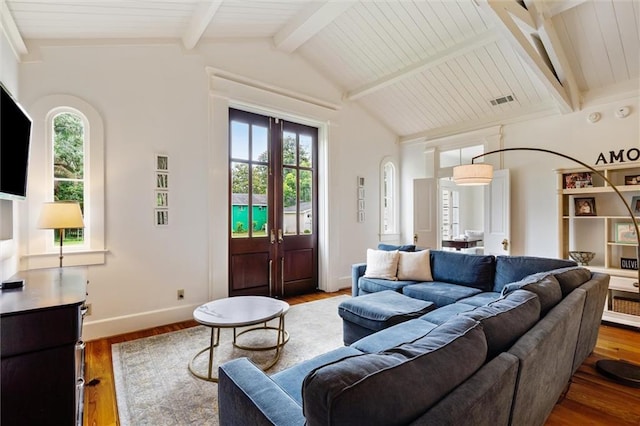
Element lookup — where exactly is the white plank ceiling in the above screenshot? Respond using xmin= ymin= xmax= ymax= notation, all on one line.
xmin=3 ymin=0 xmax=639 ymax=140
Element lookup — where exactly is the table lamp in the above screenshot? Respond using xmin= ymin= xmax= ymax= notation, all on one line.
xmin=38 ymin=201 xmax=85 ymax=268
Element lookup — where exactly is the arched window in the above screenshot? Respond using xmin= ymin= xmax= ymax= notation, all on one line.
xmin=380 ymin=157 xmax=399 ymax=240
xmin=22 ymin=94 xmax=105 ymax=269
xmin=52 ymin=111 xmax=86 ymax=246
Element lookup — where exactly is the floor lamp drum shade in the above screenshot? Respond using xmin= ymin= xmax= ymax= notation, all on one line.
xmin=452 ymin=163 xmax=493 ymax=185
xmin=38 ymin=201 xmax=85 ymax=268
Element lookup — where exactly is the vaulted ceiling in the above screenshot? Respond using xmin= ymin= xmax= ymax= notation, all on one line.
xmin=3 ymin=0 xmax=639 ymax=140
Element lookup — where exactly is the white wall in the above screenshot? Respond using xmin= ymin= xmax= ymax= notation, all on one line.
xmin=18 ymin=40 xmax=397 ymax=339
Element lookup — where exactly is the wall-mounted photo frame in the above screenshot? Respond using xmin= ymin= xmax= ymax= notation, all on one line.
xmin=624 ymin=175 xmax=640 ymax=185
xmin=563 ymin=172 xmax=593 ymax=189
xmin=358 ymin=199 xmax=364 ymax=210
xmin=615 ymin=223 xmax=637 ymax=243
xmin=156 ymin=172 xmax=168 ymax=189
xmin=574 ymin=197 xmax=596 ymax=216
xmin=358 ymin=176 xmax=365 ymax=187
xmin=156 ymin=154 xmax=169 ymax=171
xmin=358 ymin=187 xmax=365 ymax=200
xmin=631 ymin=195 xmax=640 ymax=215
xmin=155 ymin=209 xmax=169 ymax=226
xmin=156 ymin=191 xmax=168 ymax=207
xmin=357 ymin=210 xmax=365 ymax=223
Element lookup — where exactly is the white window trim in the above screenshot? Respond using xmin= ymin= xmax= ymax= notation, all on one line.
xmin=379 ymin=156 xmax=400 ymax=242
xmin=20 ymin=94 xmax=106 ymax=269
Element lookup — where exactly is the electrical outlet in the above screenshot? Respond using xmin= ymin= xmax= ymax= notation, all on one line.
xmin=177 ymin=289 xmax=185 ymax=300
xmin=85 ymin=303 xmax=92 ymax=316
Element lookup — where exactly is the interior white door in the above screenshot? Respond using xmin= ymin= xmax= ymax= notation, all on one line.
xmin=484 ymin=169 xmax=511 ymax=256
xmin=413 ymin=178 xmax=438 ymax=249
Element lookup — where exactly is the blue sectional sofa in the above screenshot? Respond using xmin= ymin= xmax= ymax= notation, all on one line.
xmin=218 ymin=248 xmax=609 ymax=426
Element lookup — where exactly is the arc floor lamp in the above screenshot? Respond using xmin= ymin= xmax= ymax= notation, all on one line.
xmin=453 ymin=147 xmax=640 ymax=388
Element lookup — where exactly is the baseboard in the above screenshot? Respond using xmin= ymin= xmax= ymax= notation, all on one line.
xmin=82 ymin=303 xmax=201 ymax=341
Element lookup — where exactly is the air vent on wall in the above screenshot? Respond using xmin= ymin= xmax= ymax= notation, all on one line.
xmin=489 ymin=95 xmax=515 ymax=106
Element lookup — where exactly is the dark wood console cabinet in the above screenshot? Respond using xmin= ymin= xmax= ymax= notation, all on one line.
xmin=1 ymin=268 xmax=87 ymax=426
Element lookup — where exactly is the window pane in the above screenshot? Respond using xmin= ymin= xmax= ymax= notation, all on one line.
xmin=252 ymin=124 xmax=268 ymax=162
xmin=299 ymin=134 xmax=312 ymax=167
xmin=283 ymin=167 xmax=297 ymax=235
xmin=252 ymin=165 xmax=268 ymax=237
xmin=53 ymin=113 xmax=84 ymax=179
xmin=231 ymin=121 xmax=249 ymax=160
xmin=439 ymin=149 xmax=460 ymax=168
xmin=299 ymin=170 xmax=312 ymax=234
xmin=283 ymin=132 xmax=297 ymax=166
xmin=461 ymin=145 xmax=484 ymax=164
xmin=231 ymin=161 xmax=249 ymax=238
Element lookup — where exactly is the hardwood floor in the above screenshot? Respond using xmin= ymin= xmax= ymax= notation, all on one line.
xmin=83 ymin=292 xmax=640 ymax=426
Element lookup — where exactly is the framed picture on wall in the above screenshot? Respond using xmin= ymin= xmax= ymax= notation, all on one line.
xmin=574 ymin=197 xmax=596 ymax=216
xmin=156 ymin=154 xmax=169 ymax=171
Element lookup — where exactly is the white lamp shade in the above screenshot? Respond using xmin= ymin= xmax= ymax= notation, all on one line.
xmin=38 ymin=201 xmax=85 ymax=229
xmin=453 ymin=164 xmax=494 ymax=186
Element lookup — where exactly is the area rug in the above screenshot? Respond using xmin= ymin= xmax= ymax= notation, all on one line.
xmin=112 ymin=295 xmax=349 ymax=426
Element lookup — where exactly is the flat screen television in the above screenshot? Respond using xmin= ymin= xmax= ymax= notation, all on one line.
xmin=0 ymin=82 xmax=32 ymax=200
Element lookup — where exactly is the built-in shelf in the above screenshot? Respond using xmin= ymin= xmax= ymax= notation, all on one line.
xmin=557 ymin=162 xmax=640 ymax=328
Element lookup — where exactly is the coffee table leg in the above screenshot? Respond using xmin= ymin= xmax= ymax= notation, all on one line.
xmin=189 ymin=326 xmax=221 ymax=382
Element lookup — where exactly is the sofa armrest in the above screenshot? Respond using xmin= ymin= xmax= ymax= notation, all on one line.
xmin=218 ymin=358 xmax=305 ymax=426
xmin=351 ymin=263 xmax=367 ymax=296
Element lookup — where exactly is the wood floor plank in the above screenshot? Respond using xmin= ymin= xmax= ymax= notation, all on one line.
xmin=83 ymin=291 xmax=640 ymax=426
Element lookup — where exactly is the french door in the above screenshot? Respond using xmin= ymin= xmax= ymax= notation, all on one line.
xmin=228 ymin=108 xmax=318 ymax=298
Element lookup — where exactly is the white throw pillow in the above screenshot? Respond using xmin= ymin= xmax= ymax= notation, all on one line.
xmin=363 ymin=249 xmax=400 ymax=281
xmin=397 ymin=250 xmax=433 ymax=281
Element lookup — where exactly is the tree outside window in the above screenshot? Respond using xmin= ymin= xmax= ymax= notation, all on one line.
xmin=53 ymin=112 xmax=85 ymax=245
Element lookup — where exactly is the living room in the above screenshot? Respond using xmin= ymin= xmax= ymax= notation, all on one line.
xmin=0 ymin=1 xmax=639 ymax=425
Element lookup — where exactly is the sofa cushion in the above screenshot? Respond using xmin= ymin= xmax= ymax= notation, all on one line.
xmin=338 ymin=290 xmax=435 ymax=334
xmin=271 ymin=346 xmax=363 ymax=405
xmin=364 ymin=249 xmax=400 ymax=280
xmin=501 ymin=274 xmax=562 ymax=315
xmin=460 ymin=289 xmax=541 ymax=360
xmin=431 ymin=250 xmax=496 ymax=291
xmin=351 ymin=318 xmax=438 ymax=353
xmin=397 ymin=249 xmax=433 ymax=281
xmin=378 ymin=243 xmax=416 ymax=252
xmin=551 ymin=266 xmax=592 ymax=296
xmin=419 ymin=302 xmax=477 ymax=325
xmin=358 ymin=277 xmax=417 ymax=294
xmin=457 ymin=292 xmax=502 ymax=307
xmin=302 ymin=317 xmax=487 ymax=426
xmin=493 ymin=256 xmax=577 ymax=292
xmin=402 ymin=282 xmax=483 ymax=307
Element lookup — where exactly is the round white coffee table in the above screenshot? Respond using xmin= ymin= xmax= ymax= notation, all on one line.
xmin=188 ymin=296 xmax=290 ymax=382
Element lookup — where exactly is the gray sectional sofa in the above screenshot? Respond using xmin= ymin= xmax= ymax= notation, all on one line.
xmin=218 ymin=248 xmax=609 ymax=426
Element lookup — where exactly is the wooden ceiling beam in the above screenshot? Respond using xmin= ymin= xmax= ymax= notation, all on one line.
xmin=182 ymin=0 xmax=223 ymax=50
xmin=346 ymin=29 xmax=500 ymax=101
xmin=526 ymin=0 xmax=582 ymax=109
xmin=477 ymin=0 xmax=573 ymax=113
xmin=273 ymin=1 xmax=353 ymax=54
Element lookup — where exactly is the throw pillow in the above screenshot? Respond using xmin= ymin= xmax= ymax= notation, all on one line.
xmin=364 ymin=249 xmax=400 ymax=280
xmin=397 ymin=250 xmax=433 ymax=281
